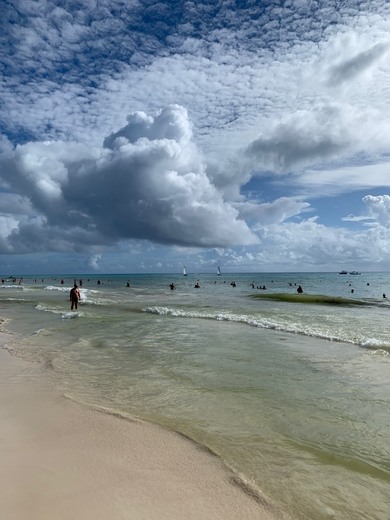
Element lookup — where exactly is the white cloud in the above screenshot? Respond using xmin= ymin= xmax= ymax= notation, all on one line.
xmin=235 ymin=197 xmax=311 ymax=225
xmin=2 ymin=1 xmax=390 ymax=271
xmin=293 ymin=162 xmax=390 ymax=197
xmin=0 ymin=106 xmax=258 ymax=254
xmin=88 ymin=254 xmax=102 ymax=271
xmin=220 ymin=216 xmax=390 ymax=271
xmin=326 ymin=41 xmax=389 ymax=86
xmin=362 ymin=195 xmax=390 ymax=226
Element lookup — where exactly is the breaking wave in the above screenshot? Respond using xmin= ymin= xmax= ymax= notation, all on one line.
xmin=143 ymin=306 xmax=390 ymax=352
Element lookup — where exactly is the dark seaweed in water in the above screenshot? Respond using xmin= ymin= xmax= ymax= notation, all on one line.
xmin=251 ymin=293 xmax=369 ymax=306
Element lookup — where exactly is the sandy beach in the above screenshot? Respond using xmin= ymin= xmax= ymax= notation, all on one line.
xmin=0 ymin=330 xmax=277 ymax=520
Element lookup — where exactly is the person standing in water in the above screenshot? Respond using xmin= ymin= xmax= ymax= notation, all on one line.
xmin=70 ymin=284 xmax=81 ymax=310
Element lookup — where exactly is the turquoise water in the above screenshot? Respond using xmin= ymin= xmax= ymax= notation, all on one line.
xmin=1 ymin=272 xmax=390 ymax=519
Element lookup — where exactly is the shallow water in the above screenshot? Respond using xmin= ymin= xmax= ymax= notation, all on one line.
xmin=1 ymin=272 xmax=390 ymax=519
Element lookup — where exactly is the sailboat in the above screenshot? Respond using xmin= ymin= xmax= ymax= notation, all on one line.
xmin=217 ymin=266 xmax=221 ymax=276
xmin=183 ymin=266 xmax=187 ymax=276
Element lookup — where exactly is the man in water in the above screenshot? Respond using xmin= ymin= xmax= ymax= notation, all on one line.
xmin=70 ymin=284 xmax=81 ymax=310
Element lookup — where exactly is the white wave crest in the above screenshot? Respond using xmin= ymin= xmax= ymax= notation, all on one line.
xmin=33 ymin=328 xmax=46 ymax=335
xmin=62 ymin=312 xmax=81 ymax=319
xmin=360 ymin=338 xmax=390 ymax=352
xmin=142 ymin=306 xmax=388 ymax=349
xmin=35 ymin=304 xmax=63 ymax=314
xmin=143 ymin=306 xmax=278 ymax=329
xmin=45 ymin=285 xmax=71 ymax=292
xmin=35 ymin=304 xmax=83 ymax=318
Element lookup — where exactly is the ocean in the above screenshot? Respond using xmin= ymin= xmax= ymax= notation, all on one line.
xmin=1 ymin=271 xmax=389 ymax=520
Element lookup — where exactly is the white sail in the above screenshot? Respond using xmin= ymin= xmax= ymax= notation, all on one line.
xmin=217 ymin=266 xmax=221 ymax=275
xmin=183 ymin=266 xmax=187 ymax=276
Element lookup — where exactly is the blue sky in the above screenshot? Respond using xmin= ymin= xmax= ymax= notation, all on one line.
xmin=1 ymin=0 xmax=390 ymax=274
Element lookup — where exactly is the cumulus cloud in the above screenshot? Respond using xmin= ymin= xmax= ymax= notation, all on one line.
xmin=362 ymin=195 xmax=390 ymax=226
xmin=228 ymin=216 xmax=390 ymax=271
xmin=0 ymin=105 xmax=259 ymax=253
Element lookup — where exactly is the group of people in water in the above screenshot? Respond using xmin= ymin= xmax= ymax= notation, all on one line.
xmin=171 ymin=280 xmax=239 ymax=289
xmin=168 ymin=280 xmax=301 ymax=291
xmin=5 ymin=275 xmax=390 ymax=312
xmin=1 ymin=277 xmax=23 ymax=285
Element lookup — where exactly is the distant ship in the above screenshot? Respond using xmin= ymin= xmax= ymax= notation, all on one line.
xmin=338 ymin=270 xmax=361 ymax=275
xmin=183 ymin=266 xmax=187 ymax=276
xmin=217 ymin=266 xmax=221 ymax=276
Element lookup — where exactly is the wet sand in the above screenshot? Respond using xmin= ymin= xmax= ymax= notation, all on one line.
xmin=0 ymin=331 xmax=277 ymax=520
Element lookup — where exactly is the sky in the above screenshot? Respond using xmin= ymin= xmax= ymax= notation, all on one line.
xmin=1 ymin=0 xmax=390 ymax=274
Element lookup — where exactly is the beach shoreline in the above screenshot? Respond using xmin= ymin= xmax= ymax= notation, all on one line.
xmin=0 ymin=329 xmax=278 ymax=520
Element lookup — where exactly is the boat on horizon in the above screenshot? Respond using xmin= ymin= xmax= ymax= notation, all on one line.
xmin=217 ymin=266 xmax=221 ymax=276
xmin=339 ymin=270 xmax=348 ymax=274
xmin=183 ymin=266 xmax=187 ymax=276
